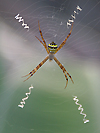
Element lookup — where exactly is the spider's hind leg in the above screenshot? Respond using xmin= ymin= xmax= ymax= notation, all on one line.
xmin=54 ymin=56 xmax=74 ymax=89
xmin=22 ymin=56 xmax=49 ymax=82
xmin=22 ymin=70 xmax=36 ymax=82
xmin=65 ymin=71 xmax=74 ymax=84
xmin=63 ymin=72 xmax=68 ymax=89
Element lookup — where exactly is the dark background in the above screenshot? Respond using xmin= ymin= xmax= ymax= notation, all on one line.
xmin=0 ymin=0 xmax=100 ymax=133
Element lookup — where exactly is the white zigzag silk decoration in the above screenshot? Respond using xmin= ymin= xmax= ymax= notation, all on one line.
xmin=67 ymin=5 xmax=82 ymax=28
xmin=18 ymin=85 xmax=33 ymax=108
xmin=15 ymin=14 xmax=29 ymax=30
xmin=73 ymin=96 xmax=89 ymax=124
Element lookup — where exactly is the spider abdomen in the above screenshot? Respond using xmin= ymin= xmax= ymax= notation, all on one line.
xmin=48 ymin=42 xmax=58 ymax=53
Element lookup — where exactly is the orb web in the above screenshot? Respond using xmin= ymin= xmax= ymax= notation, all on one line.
xmin=0 ymin=0 xmax=100 ymax=132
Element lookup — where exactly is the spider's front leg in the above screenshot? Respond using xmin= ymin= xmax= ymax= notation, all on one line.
xmin=54 ymin=57 xmax=74 ymax=89
xmin=54 ymin=22 xmax=74 ymax=54
xmin=35 ymin=21 xmax=49 ymax=54
xmin=22 ymin=56 xmax=49 ymax=82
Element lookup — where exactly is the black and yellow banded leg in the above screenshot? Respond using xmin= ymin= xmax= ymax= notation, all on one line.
xmin=35 ymin=36 xmax=49 ymax=54
xmin=54 ymin=56 xmax=74 ymax=89
xmin=37 ymin=21 xmax=49 ymax=54
xmin=63 ymin=72 xmax=68 ymax=89
xmin=35 ymin=36 xmax=45 ymax=47
xmin=55 ymin=22 xmax=74 ymax=54
xmin=22 ymin=56 xmax=49 ymax=82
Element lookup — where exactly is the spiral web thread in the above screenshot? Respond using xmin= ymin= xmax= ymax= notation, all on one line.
xmin=15 ymin=14 xmax=29 ymax=30
xmin=73 ymin=96 xmax=89 ymax=124
xmin=18 ymin=85 xmax=33 ymax=108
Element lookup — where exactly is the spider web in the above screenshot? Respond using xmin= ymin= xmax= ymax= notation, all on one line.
xmin=0 ymin=0 xmax=100 ymax=132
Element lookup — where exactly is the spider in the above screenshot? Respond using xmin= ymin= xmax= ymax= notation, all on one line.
xmin=22 ymin=21 xmax=74 ymax=89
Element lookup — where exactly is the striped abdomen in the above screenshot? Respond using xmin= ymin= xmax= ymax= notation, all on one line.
xmin=48 ymin=42 xmax=58 ymax=53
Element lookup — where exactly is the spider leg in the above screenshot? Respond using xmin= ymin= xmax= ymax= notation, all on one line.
xmin=22 ymin=56 xmax=49 ymax=82
xmin=35 ymin=36 xmax=45 ymax=47
xmin=35 ymin=36 xmax=49 ymax=54
xmin=54 ymin=22 xmax=74 ymax=54
xmin=36 ymin=21 xmax=49 ymax=54
xmin=54 ymin=56 xmax=74 ymax=89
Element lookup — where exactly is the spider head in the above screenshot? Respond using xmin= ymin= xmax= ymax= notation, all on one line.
xmin=48 ymin=42 xmax=58 ymax=53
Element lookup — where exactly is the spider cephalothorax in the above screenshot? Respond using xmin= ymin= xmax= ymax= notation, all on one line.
xmin=22 ymin=21 xmax=74 ymax=89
